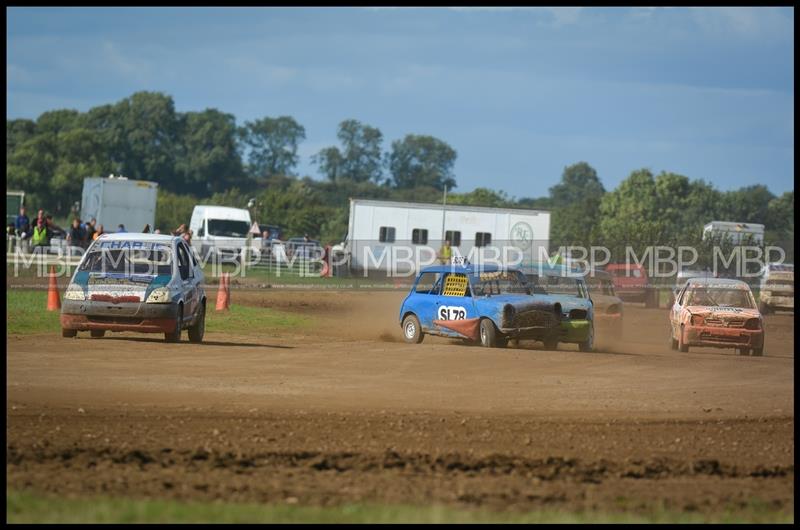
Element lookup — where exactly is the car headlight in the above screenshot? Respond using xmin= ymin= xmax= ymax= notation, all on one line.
xmin=64 ymin=284 xmax=85 ymax=301
xmin=146 ymin=287 xmax=171 ymax=304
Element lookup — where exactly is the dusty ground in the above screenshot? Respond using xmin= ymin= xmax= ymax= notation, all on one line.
xmin=6 ymin=288 xmax=795 ymax=518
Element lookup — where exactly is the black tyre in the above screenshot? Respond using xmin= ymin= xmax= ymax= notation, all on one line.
xmin=678 ymin=325 xmax=689 ymax=353
xmin=165 ymin=305 xmax=183 ymax=343
xmin=402 ymin=314 xmax=423 ymax=344
xmin=188 ymin=302 xmax=205 ymax=343
xmin=543 ymin=336 xmax=559 ymax=351
xmin=496 ymin=337 xmax=509 ymax=348
xmin=62 ymin=328 xmax=77 ymax=338
xmin=479 ymin=318 xmax=498 ymax=348
xmin=578 ymin=323 xmax=595 ymax=352
xmin=752 ymin=347 xmax=764 ymax=356
xmin=738 ymin=347 xmax=751 ymax=356
xmin=90 ymin=330 xmax=106 ymax=338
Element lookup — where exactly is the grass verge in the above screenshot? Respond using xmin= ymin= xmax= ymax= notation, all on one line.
xmin=5 ymin=490 xmax=792 ymax=524
xmin=7 ymin=290 xmax=310 ymax=336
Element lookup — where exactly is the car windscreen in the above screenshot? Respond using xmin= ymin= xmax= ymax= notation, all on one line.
xmin=472 ymin=270 xmax=531 ymax=296
xmin=79 ymin=247 xmax=173 ymax=275
xmin=685 ymin=287 xmax=755 ymax=309
xmin=207 ymin=219 xmax=250 ymax=237
xmin=539 ymin=274 xmax=587 ymax=298
xmin=585 ymin=276 xmax=614 ymax=296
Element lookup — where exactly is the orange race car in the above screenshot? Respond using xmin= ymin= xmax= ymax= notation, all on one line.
xmin=669 ymin=277 xmax=764 ymax=356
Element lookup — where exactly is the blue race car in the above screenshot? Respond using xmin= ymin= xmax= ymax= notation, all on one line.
xmin=519 ymin=262 xmax=595 ymax=352
xmin=399 ymin=264 xmax=563 ymax=348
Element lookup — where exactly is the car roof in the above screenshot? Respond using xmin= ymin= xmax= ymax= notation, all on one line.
xmin=419 ymin=263 xmax=510 ymax=275
xmin=518 ymin=261 xmax=584 ymax=277
xmin=684 ymin=277 xmax=751 ymax=289
xmin=95 ymin=232 xmax=177 ymax=243
xmin=605 ymin=263 xmax=645 ymax=270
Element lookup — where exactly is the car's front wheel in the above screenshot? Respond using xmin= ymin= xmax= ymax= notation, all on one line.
xmin=678 ymin=325 xmax=689 ymax=353
xmin=165 ymin=305 xmax=183 ymax=343
xmin=188 ymin=302 xmax=205 ymax=343
xmin=62 ymin=328 xmax=77 ymax=338
xmin=90 ymin=330 xmax=106 ymax=338
xmin=578 ymin=323 xmax=595 ymax=352
xmin=402 ymin=314 xmax=423 ymax=344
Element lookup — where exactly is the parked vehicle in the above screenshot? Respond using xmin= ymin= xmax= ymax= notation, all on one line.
xmin=189 ymin=205 xmax=253 ymax=262
xmin=584 ymin=268 xmax=624 ymax=340
xmin=399 ymin=264 xmax=562 ymax=348
xmin=519 ymin=263 xmax=595 ymax=351
xmin=669 ymin=277 xmax=764 ymax=356
xmin=285 ymin=237 xmax=323 ymax=260
xmin=61 ymin=233 xmax=206 ymax=343
xmin=605 ymin=263 xmax=657 ymax=308
xmin=258 ymin=224 xmax=284 ymax=241
xmin=759 ymin=263 xmax=794 ymax=314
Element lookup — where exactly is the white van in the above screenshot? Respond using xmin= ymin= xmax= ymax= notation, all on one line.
xmin=189 ymin=205 xmax=253 ymax=262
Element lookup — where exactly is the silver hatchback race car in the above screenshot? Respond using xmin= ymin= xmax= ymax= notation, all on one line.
xmin=60 ymin=233 xmax=206 ymax=343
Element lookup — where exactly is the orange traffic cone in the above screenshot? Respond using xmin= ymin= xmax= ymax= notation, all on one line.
xmin=224 ymin=272 xmax=231 ymax=309
xmin=47 ymin=265 xmax=61 ymax=311
xmin=215 ymin=273 xmax=229 ymax=311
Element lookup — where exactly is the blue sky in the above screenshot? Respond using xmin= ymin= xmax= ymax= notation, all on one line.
xmin=6 ymin=7 xmax=795 ymax=197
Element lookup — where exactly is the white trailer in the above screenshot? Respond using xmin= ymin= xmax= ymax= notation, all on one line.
xmin=81 ymin=176 xmax=158 ymax=232
xmin=703 ymin=221 xmax=765 ymax=245
xmin=342 ymin=198 xmax=550 ymax=274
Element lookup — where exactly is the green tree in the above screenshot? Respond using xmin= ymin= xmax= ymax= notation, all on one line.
xmin=240 ymin=116 xmax=305 ymax=178
xmin=387 ymin=134 xmax=457 ymax=191
xmin=312 ymin=119 xmax=384 ymax=183
xmin=448 ymin=187 xmax=510 ymax=207
xmin=548 ymin=162 xmax=606 ymax=249
xmin=176 ymin=109 xmax=246 ymax=195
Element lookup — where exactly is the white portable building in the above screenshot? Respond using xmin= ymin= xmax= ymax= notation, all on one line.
xmin=80 ymin=176 xmax=158 ymax=232
xmin=344 ymin=199 xmax=550 ymax=273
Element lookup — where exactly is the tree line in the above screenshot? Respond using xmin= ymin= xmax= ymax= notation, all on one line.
xmin=6 ymin=91 xmax=794 ymax=261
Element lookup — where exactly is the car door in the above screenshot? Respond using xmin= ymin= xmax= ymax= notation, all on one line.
xmin=176 ymin=241 xmax=196 ymax=321
xmin=406 ymin=272 xmax=442 ymax=331
xmin=434 ymin=272 xmax=478 ymax=336
xmin=671 ymin=283 xmax=688 ymax=336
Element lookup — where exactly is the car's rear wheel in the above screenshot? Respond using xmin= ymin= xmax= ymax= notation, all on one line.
xmin=738 ymin=347 xmax=751 ymax=356
xmin=402 ymin=314 xmax=423 ymax=344
xmin=479 ymin=318 xmax=498 ymax=348
xmin=543 ymin=336 xmax=559 ymax=351
xmin=62 ymin=329 xmax=77 ymax=338
xmin=578 ymin=323 xmax=595 ymax=352
xmin=165 ymin=305 xmax=183 ymax=343
xmin=678 ymin=325 xmax=689 ymax=352
xmin=90 ymin=330 xmax=105 ymax=338
xmin=188 ymin=302 xmax=205 ymax=343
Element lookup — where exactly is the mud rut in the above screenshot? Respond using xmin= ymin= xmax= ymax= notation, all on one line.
xmin=6 ymin=289 xmax=795 ymax=517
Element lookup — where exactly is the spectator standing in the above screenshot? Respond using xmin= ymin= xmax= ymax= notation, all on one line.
xmin=117 ymin=224 xmax=127 ymax=233
xmin=182 ymin=230 xmax=192 ymax=245
xmin=174 ymin=224 xmax=187 ymax=236
xmin=142 ymin=224 xmax=151 ymax=234
xmin=45 ymin=215 xmax=65 ymax=242
xmin=31 ymin=218 xmax=49 ymax=249
xmin=85 ymin=218 xmax=97 ymax=241
xmin=14 ymin=206 xmax=30 ymax=238
xmin=438 ymin=239 xmax=452 ymax=264
xmin=66 ymin=218 xmax=86 ymax=248
xmin=154 ymin=229 xmax=161 ymax=235
xmin=93 ymin=224 xmax=105 ymax=240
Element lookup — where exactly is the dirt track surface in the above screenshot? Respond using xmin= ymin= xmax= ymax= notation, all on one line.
xmin=7 ymin=290 xmax=795 ymax=518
